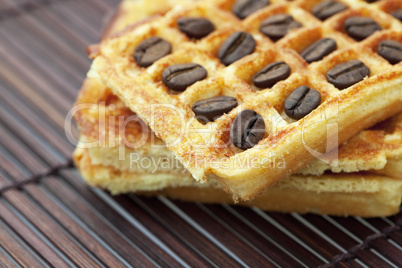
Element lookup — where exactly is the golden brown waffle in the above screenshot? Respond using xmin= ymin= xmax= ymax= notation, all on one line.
xmin=78 ymin=0 xmax=402 ymax=178
xmin=73 ymin=0 xmax=402 ymax=216
xmin=73 ymin=77 xmax=402 ymax=217
xmin=88 ymin=0 xmax=402 ymax=200
xmin=74 ymin=146 xmax=402 ymax=217
xmin=73 ymin=75 xmax=402 ymax=217
xmin=72 ymin=78 xmax=402 ymax=217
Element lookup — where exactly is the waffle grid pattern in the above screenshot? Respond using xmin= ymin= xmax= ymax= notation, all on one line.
xmin=91 ymin=0 xmax=402 ymax=199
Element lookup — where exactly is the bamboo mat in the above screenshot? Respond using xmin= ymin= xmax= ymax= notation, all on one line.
xmin=0 ymin=0 xmax=401 ymax=267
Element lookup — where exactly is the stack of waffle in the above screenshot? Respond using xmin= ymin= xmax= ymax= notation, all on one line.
xmin=73 ymin=0 xmax=402 ymax=217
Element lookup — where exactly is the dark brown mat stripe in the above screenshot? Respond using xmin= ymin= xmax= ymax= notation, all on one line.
xmin=0 ymin=160 xmax=73 ymax=195
xmin=0 ymin=0 xmax=59 ymax=21
xmin=0 ymin=0 xmax=401 ymax=266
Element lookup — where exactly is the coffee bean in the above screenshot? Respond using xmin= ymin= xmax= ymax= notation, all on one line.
xmin=391 ymin=9 xmax=402 ymax=21
xmin=177 ymin=18 xmax=215 ymax=39
xmin=252 ymin=61 xmax=291 ymax=88
xmin=231 ymin=109 xmax=265 ymax=150
xmin=284 ymin=86 xmax=321 ymax=120
xmin=232 ymin=0 xmax=270 ymax=19
xmin=312 ymin=1 xmax=348 ymax=21
xmin=134 ymin=37 xmax=172 ymax=67
xmin=300 ymin=38 xmax=337 ymax=63
xmin=192 ymin=96 xmax=238 ymax=123
xmin=345 ymin=16 xmax=382 ymax=41
xmin=162 ymin=63 xmax=207 ymax=91
xmin=326 ymin=60 xmax=370 ymax=89
xmin=218 ymin=32 xmax=256 ymax=66
xmin=260 ymin=14 xmax=302 ymax=41
xmin=378 ymin=40 xmax=402 ymax=64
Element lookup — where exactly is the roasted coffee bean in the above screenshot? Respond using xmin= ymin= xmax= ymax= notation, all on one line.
xmin=326 ymin=60 xmax=370 ymax=89
xmin=232 ymin=0 xmax=270 ymax=19
xmin=134 ymin=37 xmax=172 ymax=67
xmin=284 ymin=86 xmax=321 ymax=120
xmin=162 ymin=63 xmax=207 ymax=91
xmin=378 ymin=40 xmax=402 ymax=64
xmin=300 ymin=38 xmax=337 ymax=63
xmin=312 ymin=1 xmax=348 ymax=21
xmin=218 ymin=32 xmax=256 ymax=66
xmin=252 ymin=61 xmax=291 ymax=88
xmin=260 ymin=14 xmax=302 ymax=41
xmin=231 ymin=109 xmax=265 ymax=150
xmin=177 ymin=18 xmax=215 ymax=39
xmin=192 ymin=96 xmax=238 ymax=123
xmin=391 ymin=9 xmax=402 ymax=21
xmin=345 ymin=16 xmax=381 ymax=41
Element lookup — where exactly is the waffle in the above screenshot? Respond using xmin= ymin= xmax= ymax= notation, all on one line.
xmin=73 ymin=0 xmax=402 ymax=216
xmin=89 ymin=0 xmax=402 ymax=200
xmin=74 ymin=146 xmax=402 ymax=217
xmin=83 ymin=0 xmax=402 ymax=178
xmin=73 ymin=79 xmax=402 ymax=217
xmin=73 ymin=68 xmax=402 ymax=217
